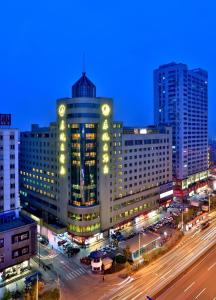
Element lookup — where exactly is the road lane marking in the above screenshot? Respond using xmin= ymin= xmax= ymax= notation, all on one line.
xmin=131 ymin=291 xmax=143 ymax=300
xmin=208 ymin=262 xmax=216 ymax=271
xmin=195 ymin=288 xmax=206 ymax=299
xmin=184 ymin=281 xmax=195 ymax=292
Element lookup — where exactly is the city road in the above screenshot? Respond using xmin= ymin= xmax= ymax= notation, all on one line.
xmin=157 ymin=243 xmax=216 ymax=299
xmin=97 ymin=220 xmax=216 ymax=300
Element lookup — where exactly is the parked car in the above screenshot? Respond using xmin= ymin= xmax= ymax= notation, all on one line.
xmin=39 ymin=238 xmax=49 ymax=246
xmin=58 ymin=240 xmax=67 ymax=246
xmin=67 ymin=247 xmax=80 ymax=255
xmin=111 ymin=234 xmax=117 ymax=239
xmin=63 ymin=242 xmax=72 ymax=250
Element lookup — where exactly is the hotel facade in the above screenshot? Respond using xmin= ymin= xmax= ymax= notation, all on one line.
xmin=20 ymin=73 xmax=173 ymax=245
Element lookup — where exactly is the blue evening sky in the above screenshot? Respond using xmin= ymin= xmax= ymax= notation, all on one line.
xmin=1 ymin=0 xmax=216 ymax=136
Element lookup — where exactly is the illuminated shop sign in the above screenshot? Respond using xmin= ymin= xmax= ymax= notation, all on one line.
xmin=101 ymin=104 xmax=111 ymax=174
xmin=58 ymin=104 xmax=66 ymax=176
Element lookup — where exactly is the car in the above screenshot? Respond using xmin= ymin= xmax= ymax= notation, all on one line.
xmin=67 ymin=247 xmax=80 ymax=255
xmin=111 ymin=234 xmax=117 ymax=239
xmin=39 ymin=239 xmax=49 ymax=246
xmin=111 ymin=246 xmax=117 ymax=251
xmin=117 ymin=235 xmax=124 ymax=241
xmin=63 ymin=242 xmax=71 ymax=250
xmin=57 ymin=240 xmax=67 ymax=246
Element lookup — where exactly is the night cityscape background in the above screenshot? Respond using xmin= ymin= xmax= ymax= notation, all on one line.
xmin=1 ymin=0 xmax=216 ymax=135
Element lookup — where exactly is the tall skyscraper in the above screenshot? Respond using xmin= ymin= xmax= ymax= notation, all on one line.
xmin=154 ymin=62 xmax=208 ymax=198
xmin=20 ymin=72 xmax=173 ymax=246
xmin=0 ymin=114 xmax=37 ymax=278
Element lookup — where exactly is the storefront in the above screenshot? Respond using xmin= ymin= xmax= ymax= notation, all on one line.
xmin=0 ymin=260 xmax=30 ymax=283
xmin=70 ymin=232 xmax=103 ymax=247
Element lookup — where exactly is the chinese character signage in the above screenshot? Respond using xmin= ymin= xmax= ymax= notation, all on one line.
xmin=58 ymin=104 xmax=66 ymax=176
xmin=0 ymin=114 xmax=11 ymax=126
xmin=101 ymin=104 xmax=111 ymax=175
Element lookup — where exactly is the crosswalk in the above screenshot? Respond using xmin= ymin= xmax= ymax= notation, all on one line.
xmin=63 ymin=266 xmax=89 ymax=281
xmin=56 ymin=262 xmax=90 ymax=281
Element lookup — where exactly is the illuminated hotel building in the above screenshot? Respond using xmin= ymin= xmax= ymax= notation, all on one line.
xmin=0 ymin=115 xmax=37 ymax=276
xmin=20 ymin=72 xmax=173 ymax=244
xmin=154 ymin=63 xmax=208 ymax=198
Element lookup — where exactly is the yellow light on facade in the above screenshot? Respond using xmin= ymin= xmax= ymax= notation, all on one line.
xmin=102 ymin=119 xmax=109 ymax=130
xmin=59 ymin=154 xmax=66 ymax=164
xmin=103 ymin=165 xmax=109 ymax=174
xmin=102 ymin=153 xmax=109 ymax=163
xmin=58 ymin=104 xmax=66 ymax=117
xmin=59 ymin=132 xmax=66 ymax=142
xmin=60 ymin=166 xmax=66 ymax=176
xmin=60 ymin=120 xmax=66 ymax=130
xmin=103 ymin=143 xmax=109 ymax=152
xmin=102 ymin=132 xmax=110 ymax=142
xmin=60 ymin=143 xmax=65 ymax=151
xmin=101 ymin=104 xmax=111 ymax=116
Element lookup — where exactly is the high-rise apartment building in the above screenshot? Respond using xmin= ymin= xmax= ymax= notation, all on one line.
xmin=19 ymin=73 xmax=173 ymax=245
xmin=0 ymin=114 xmax=37 ymax=279
xmin=154 ymin=62 xmax=208 ymax=198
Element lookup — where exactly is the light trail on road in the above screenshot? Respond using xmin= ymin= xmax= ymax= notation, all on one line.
xmin=100 ymin=220 xmax=216 ymax=300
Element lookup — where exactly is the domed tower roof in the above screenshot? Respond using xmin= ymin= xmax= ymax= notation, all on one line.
xmin=72 ymin=72 xmax=96 ymax=98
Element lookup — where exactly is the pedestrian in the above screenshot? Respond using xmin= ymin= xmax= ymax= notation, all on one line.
xmin=103 ymin=275 xmax=105 ymax=281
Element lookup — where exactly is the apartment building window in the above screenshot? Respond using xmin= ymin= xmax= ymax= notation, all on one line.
xmin=12 ymin=246 xmax=29 ymax=259
xmin=0 ymin=255 xmax=4 ymax=263
xmin=12 ymin=231 xmax=29 ymax=244
xmin=0 ymin=238 xmax=4 ymax=248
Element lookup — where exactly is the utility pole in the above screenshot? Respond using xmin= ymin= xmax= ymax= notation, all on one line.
xmin=139 ymin=232 xmax=141 ymax=260
xmin=38 ymin=218 xmax=42 ymax=267
xmin=181 ymin=208 xmax=184 ymax=231
xmin=209 ymin=193 xmax=211 ymax=213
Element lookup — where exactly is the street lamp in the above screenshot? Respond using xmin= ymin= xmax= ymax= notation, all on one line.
xmin=181 ymin=208 xmax=184 ymax=232
xmin=208 ymin=193 xmax=211 ymax=213
xmin=138 ymin=232 xmax=144 ymax=264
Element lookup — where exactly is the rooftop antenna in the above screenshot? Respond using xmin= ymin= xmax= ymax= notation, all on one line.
xmin=82 ymin=52 xmax=86 ymax=74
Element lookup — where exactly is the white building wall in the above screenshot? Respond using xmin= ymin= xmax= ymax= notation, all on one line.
xmin=0 ymin=128 xmax=19 ymax=216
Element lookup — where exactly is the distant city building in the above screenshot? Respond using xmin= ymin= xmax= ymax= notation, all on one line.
xmin=19 ymin=72 xmax=173 ymax=245
xmin=209 ymin=138 xmax=216 ymax=168
xmin=154 ymin=62 xmax=208 ymax=198
xmin=0 ymin=116 xmax=37 ymax=278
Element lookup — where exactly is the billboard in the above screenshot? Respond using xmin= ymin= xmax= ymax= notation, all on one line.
xmin=0 ymin=114 xmax=11 ymax=126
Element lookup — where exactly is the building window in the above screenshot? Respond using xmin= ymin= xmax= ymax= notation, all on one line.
xmin=0 ymin=238 xmax=4 ymax=248
xmin=12 ymin=246 xmax=29 ymax=259
xmin=12 ymin=231 xmax=29 ymax=244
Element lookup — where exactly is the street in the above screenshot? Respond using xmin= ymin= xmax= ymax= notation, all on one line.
xmin=95 ymin=220 xmax=216 ymax=300
xmin=157 ymin=243 xmax=216 ymax=300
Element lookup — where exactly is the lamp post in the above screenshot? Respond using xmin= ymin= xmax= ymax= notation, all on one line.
xmin=208 ymin=193 xmax=211 ymax=213
xmin=139 ymin=232 xmax=141 ymax=260
xmin=181 ymin=208 xmax=184 ymax=232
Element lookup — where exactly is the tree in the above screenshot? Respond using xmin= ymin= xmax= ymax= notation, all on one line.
xmin=39 ymin=288 xmax=60 ymax=300
xmin=123 ymin=245 xmax=131 ymax=261
xmin=1 ymin=289 xmax=12 ymax=300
